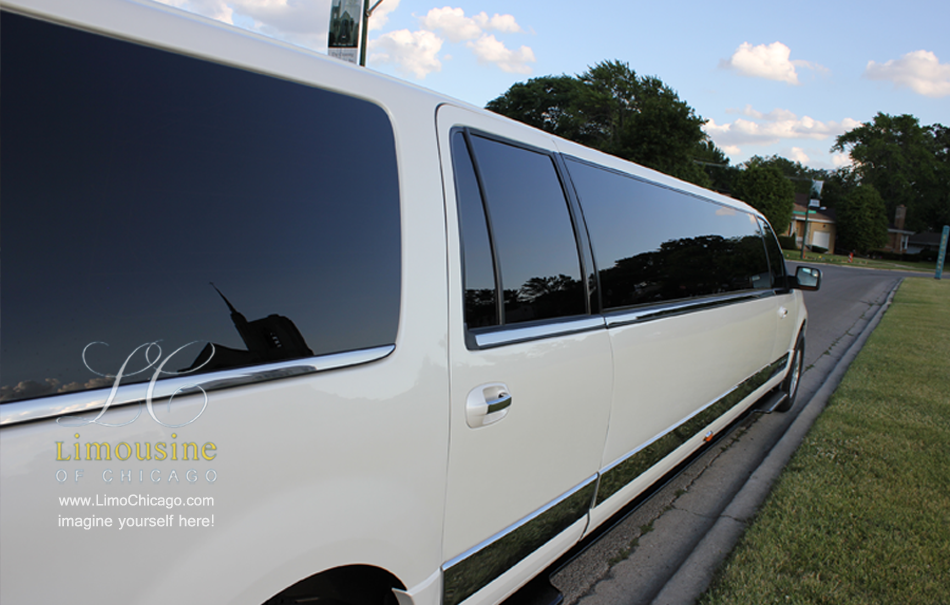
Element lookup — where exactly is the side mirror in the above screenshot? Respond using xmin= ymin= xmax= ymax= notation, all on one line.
xmin=794 ymin=266 xmax=822 ymax=291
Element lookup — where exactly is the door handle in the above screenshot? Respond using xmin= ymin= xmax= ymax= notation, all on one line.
xmin=486 ymin=392 xmax=512 ymax=414
xmin=466 ymin=383 xmax=511 ymax=428
xmin=778 ymin=306 xmax=789 ymax=319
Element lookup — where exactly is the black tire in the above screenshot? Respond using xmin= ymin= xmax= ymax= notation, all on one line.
xmin=774 ymin=336 xmax=804 ymax=413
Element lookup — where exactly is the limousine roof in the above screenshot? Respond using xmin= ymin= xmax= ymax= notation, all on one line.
xmin=7 ymin=0 xmax=764 ymax=223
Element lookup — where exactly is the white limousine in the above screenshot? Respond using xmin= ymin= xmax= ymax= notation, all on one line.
xmin=0 ymin=1 xmax=821 ymax=604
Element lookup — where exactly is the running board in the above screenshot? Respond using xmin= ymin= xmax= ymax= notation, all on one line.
xmin=753 ymin=390 xmax=788 ymax=414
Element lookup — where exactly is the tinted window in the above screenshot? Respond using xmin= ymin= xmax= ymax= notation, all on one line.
xmin=759 ymin=219 xmax=788 ymax=289
xmin=0 ymin=13 xmax=400 ymax=404
xmin=566 ymin=159 xmax=770 ymax=309
xmin=452 ymin=133 xmax=498 ymax=328
xmin=468 ymin=136 xmax=585 ymax=324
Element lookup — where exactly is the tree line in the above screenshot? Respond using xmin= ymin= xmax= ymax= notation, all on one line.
xmin=486 ymin=61 xmax=949 ymax=254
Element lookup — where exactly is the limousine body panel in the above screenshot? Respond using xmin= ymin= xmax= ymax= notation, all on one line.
xmin=600 ymin=297 xmax=777 ymax=467
xmin=0 ymin=1 xmax=814 ymax=604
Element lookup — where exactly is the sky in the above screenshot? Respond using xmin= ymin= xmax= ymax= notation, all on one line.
xmin=156 ymin=0 xmax=950 ymax=171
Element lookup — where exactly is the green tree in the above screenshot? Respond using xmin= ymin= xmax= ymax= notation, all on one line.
xmin=484 ymin=75 xmax=587 ymax=141
xmin=922 ymin=123 xmax=950 ymax=229
xmin=832 ymin=113 xmax=949 ymax=232
xmin=486 ymin=60 xmax=718 ymax=188
xmin=693 ymin=140 xmax=736 ymax=194
xmin=731 ymin=163 xmax=795 ymax=233
xmin=835 ymin=184 xmax=889 ymax=253
xmin=815 ymin=167 xmax=858 ymax=212
xmin=576 ymin=60 xmax=642 ymax=154
xmin=619 ymin=75 xmax=711 ymax=185
xmin=745 ymin=155 xmax=830 ymax=199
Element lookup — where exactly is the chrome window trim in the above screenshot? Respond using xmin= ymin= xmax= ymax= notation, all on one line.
xmin=442 ymin=475 xmax=597 ymax=605
xmin=469 ymin=290 xmax=774 ymax=347
xmin=473 ymin=316 xmax=606 ymax=348
xmin=0 ymin=345 xmax=395 ymax=427
xmin=604 ymin=290 xmax=774 ymax=329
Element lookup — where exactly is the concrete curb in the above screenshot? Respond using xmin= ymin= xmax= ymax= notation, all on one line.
xmin=647 ymin=280 xmax=902 ymax=605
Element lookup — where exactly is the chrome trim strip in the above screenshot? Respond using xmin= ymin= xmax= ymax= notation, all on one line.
xmin=605 ymin=291 xmax=773 ymax=329
xmin=474 ymin=317 xmax=606 ymax=348
xmin=442 ymin=475 xmax=597 ymax=605
xmin=594 ymin=354 xmax=789 ymax=506
xmin=0 ymin=345 xmax=396 ymax=427
xmin=470 ymin=290 xmax=771 ymax=347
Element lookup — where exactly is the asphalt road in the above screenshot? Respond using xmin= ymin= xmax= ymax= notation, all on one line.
xmin=790 ymin=263 xmax=922 ymax=372
xmin=550 ymin=263 xmax=936 ymax=605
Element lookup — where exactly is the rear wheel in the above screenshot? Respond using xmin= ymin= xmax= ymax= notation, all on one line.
xmin=262 ymin=566 xmax=402 ymax=605
xmin=774 ymin=336 xmax=804 ymax=413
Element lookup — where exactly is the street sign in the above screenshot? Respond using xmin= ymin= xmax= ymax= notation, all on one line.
xmin=328 ymin=0 xmax=363 ymax=64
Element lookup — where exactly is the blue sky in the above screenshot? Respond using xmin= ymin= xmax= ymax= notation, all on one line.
xmin=159 ymin=0 xmax=949 ymax=170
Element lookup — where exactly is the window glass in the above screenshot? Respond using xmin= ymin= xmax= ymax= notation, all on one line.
xmin=469 ymin=136 xmax=585 ymax=324
xmin=452 ymin=132 xmax=498 ymax=328
xmin=566 ymin=159 xmax=770 ymax=309
xmin=759 ymin=219 xmax=788 ymax=288
xmin=0 ymin=13 xmax=401 ymax=404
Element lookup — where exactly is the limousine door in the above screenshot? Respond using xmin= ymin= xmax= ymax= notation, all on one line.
xmin=436 ymin=106 xmax=613 ymax=605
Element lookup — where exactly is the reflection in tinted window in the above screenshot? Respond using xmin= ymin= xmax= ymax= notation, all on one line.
xmin=452 ymin=133 xmax=498 ymax=328
xmin=0 ymin=13 xmax=400 ymax=403
xmin=759 ymin=219 xmax=788 ymax=289
xmin=566 ymin=159 xmax=770 ymax=309
xmin=468 ymin=136 xmax=585 ymax=324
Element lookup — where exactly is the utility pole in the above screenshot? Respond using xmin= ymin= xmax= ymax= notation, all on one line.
xmin=359 ymin=0 xmax=386 ymax=66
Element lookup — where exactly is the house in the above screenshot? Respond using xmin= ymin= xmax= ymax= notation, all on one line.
xmin=880 ymin=205 xmax=915 ymax=254
xmin=787 ymin=193 xmax=836 ymax=253
xmin=907 ymin=231 xmax=945 ymax=255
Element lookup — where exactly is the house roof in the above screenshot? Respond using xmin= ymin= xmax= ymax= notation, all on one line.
xmin=909 ymin=231 xmax=946 ymax=246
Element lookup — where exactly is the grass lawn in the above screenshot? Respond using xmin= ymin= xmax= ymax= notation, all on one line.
xmin=783 ymin=250 xmax=945 ymax=274
xmin=700 ymin=278 xmax=950 ymax=605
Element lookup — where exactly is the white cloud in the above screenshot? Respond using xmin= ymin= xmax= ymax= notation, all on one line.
xmin=468 ymin=34 xmax=535 ymax=74
xmin=478 ymin=12 xmax=523 ymax=34
xmin=369 ymin=29 xmax=443 ymax=78
xmin=831 ymin=153 xmax=852 ymax=168
xmin=421 ymin=7 xmax=524 ymax=42
xmin=727 ymin=105 xmax=797 ymax=122
xmin=721 ymin=144 xmax=741 ymax=156
xmin=865 ymin=50 xmax=950 ymax=98
xmin=417 ymin=7 xmax=533 ymax=74
xmin=705 ymin=107 xmax=860 ymax=157
xmin=368 ymin=0 xmax=400 ymax=31
xmin=790 ymin=147 xmax=810 ymax=164
xmin=720 ymin=42 xmax=821 ymax=85
xmin=421 ymin=7 xmax=483 ymax=42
